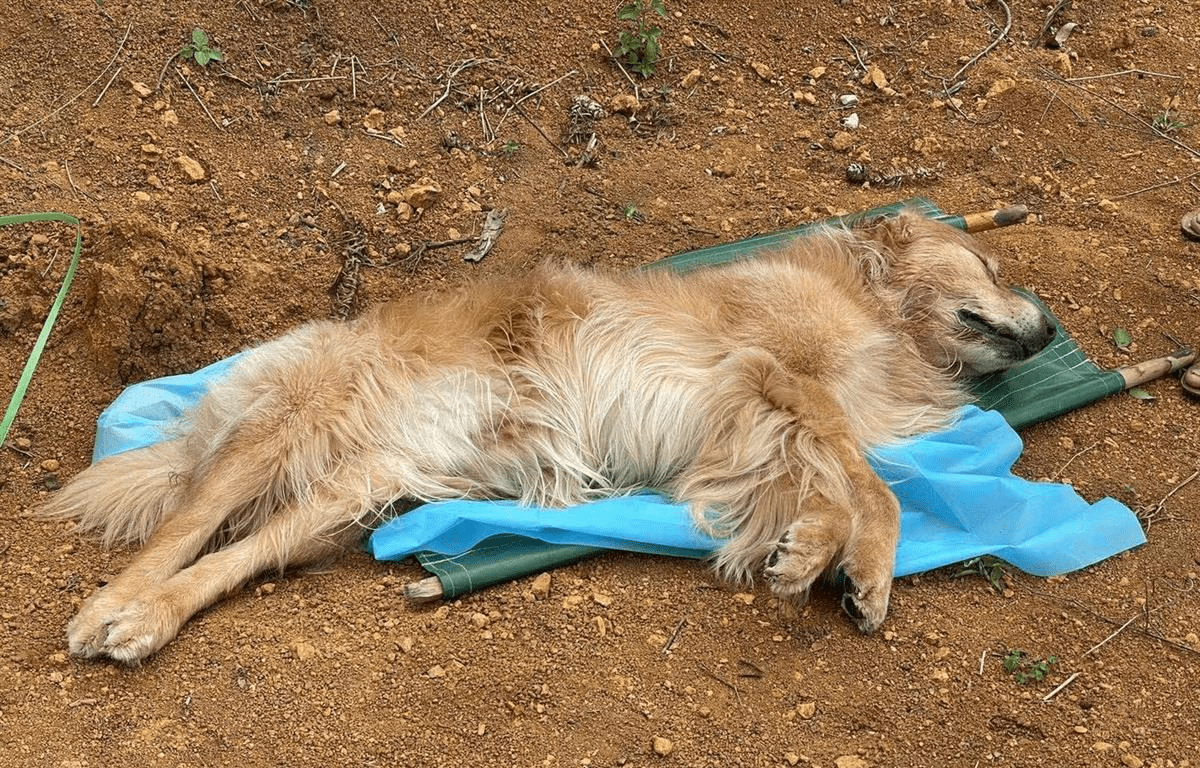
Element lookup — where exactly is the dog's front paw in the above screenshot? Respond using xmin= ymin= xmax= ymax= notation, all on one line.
xmin=839 ymin=574 xmax=890 ymax=633
xmin=67 ymin=589 xmax=181 ymax=663
xmin=764 ymin=523 xmax=838 ymax=604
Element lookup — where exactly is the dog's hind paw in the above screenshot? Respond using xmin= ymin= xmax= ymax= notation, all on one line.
xmin=763 ymin=524 xmax=837 ymax=604
xmin=840 ymin=575 xmax=889 ymax=633
xmin=67 ymin=589 xmax=181 ymax=663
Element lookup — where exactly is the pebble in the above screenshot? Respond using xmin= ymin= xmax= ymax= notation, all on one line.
xmin=363 ymin=108 xmax=386 ymax=131
xmin=839 ymin=94 xmax=859 ymax=107
xmin=426 ymin=665 xmax=446 ymax=678
xmin=651 ymin=736 xmax=673 ymax=756
xmin=732 ymin=592 xmax=755 ymax=605
xmin=835 ymin=757 xmax=869 ymax=768
xmin=1093 ymin=742 xmax=1114 ymax=752
xmin=174 ymin=154 xmax=207 ymax=182
xmin=40 ymin=459 xmax=60 ymax=473
xmin=323 ymin=109 xmax=342 ymax=126
xmin=679 ymin=69 xmax=702 ymax=89
xmin=841 ymin=113 xmax=860 ymax=130
xmin=291 ymin=641 xmax=317 ymax=660
xmin=130 ymin=80 xmax=153 ymax=98
xmin=468 ymin=612 xmax=490 ymax=628
xmin=402 ymin=177 xmax=442 ymax=209
xmin=1098 ymin=198 xmax=1119 ymax=213
xmin=592 ymin=592 xmax=613 ymax=607
xmin=609 ymin=93 xmax=640 ymax=115
xmin=830 ymin=132 xmax=855 ymax=151
xmin=751 ymin=61 xmax=774 ymax=81
xmin=796 ymin=701 xmax=817 ymax=719
xmin=530 ymin=572 xmax=552 ymax=599
xmin=1120 ymin=754 xmax=1144 ymax=768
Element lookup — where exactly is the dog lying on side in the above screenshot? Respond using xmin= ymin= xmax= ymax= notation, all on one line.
xmin=46 ymin=211 xmax=1054 ymax=663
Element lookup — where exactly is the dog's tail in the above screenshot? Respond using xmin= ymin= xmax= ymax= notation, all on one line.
xmin=41 ymin=440 xmax=187 ymax=547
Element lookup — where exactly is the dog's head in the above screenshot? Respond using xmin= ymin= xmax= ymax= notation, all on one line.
xmin=858 ymin=212 xmax=1056 ymax=378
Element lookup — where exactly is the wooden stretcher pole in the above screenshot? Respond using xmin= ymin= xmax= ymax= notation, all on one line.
xmin=1117 ymin=348 xmax=1196 ymax=389
xmin=956 ymin=204 xmax=1030 ymax=233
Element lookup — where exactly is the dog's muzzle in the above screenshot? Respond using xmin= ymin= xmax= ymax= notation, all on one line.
xmin=957 ymin=306 xmax=1056 ymax=361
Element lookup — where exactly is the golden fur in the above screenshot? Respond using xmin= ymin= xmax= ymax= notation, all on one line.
xmin=46 ymin=212 xmax=1054 ymax=662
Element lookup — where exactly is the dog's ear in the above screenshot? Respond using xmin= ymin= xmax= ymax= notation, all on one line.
xmin=855 ymin=212 xmax=918 ymax=254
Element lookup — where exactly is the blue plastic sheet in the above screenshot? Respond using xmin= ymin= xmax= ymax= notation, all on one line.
xmin=92 ymin=360 xmax=1145 ymax=577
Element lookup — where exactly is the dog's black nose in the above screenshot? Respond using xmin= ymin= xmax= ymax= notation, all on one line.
xmin=1023 ymin=312 xmax=1056 ymax=357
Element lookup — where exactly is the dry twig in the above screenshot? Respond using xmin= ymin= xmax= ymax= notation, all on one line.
xmin=950 ymin=0 xmax=1012 ymax=84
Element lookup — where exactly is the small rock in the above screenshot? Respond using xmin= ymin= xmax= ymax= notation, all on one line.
xmin=258 ymin=582 xmax=276 ymax=595
xmin=829 ymin=131 xmax=855 ymax=151
xmin=835 ymin=757 xmax=870 ymax=768
xmin=363 ymin=108 xmax=386 ymax=131
xmin=561 ymin=595 xmax=584 ymax=610
xmin=808 ymin=66 xmax=827 ymax=80
xmin=469 ymin=612 xmax=490 ymax=628
xmin=785 ymin=754 xmax=800 ymax=766
xmin=793 ymin=90 xmax=817 ymax=105
xmin=402 ymin=177 xmax=442 ymax=209
xmin=861 ymin=64 xmax=889 ymax=89
xmin=986 ymin=78 xmax=1017 ymax=99
xmin=679 ymin=69 xmax=702 ymax=89
xmin=796 ymin=701 xmax=817 ymax=719
xmin=161 ymin=109 xmax=179 ymax=127
xmin=291 ymin=641 xmax=317 ymax=660
xmin=1184 ymin=632 xmax=1198 ymax=645
xmin=40 ymin=459 xmax=61 ymax=473
xmin=839 ymin=94 xmax=859 ymax=107
xmin=133 ymin=191 xmax=151 ymax=202
xmin=1093 ymin=742 xmax=1115 ymax=752
xmin=530 ymin=572 xmax=552 ymax=600
xmin=732 ymin=592 xmax=755 ymax=605
xmin=710 ymin=162 xmax=736 ymax=178
xmin=592 ymin=592 xmax=613 ymax=607
xmin=130 ymin=80 xmax=153 ymax=98
xmin=14 ymin=437 xmax=32 ymax=450
xmin=323 ymin=109 xmax=342 ymax=126
xmin=174 ymin=154 xmax=207 ymax=182
xmin=1098 ymin=198 xmax=1119 ymax=213
xmin=397 ymin=636 xmax=415 ymax=653
xmin=609 ymin=93 xmax=640 ymax=115
xmin=1120 ymin=754 xmax=1144 ymax=768
xmin=841 ymin=113 xmax=860 ymax=130
xmin=426 ymin=665 xmax=446 ymax=678
xmin=929 ymin=667 xmax=949 ymax=682
xmin=680 ymin=34 xmax=695 ymax=47
xmin=1073 ymin=726 xmax=1088 ymax=734
xmin=751 ymin=61 xmax=774 ymax=81
xmin=651 ymin=736 xmax=674 ymax=756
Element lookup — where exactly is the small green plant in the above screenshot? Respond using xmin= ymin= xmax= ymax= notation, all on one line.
xmin=1151 ymin=111 xmax=1189 ymax=134
xmin=615 ymin=0 xmax=668 ymax=78
xmin=180 ymin=28 xmax=224 ymax=67
xmin=499 ymin=139 xmax=522 ymax=157
xmin=954 ymin=556 xmax=1008 ymax=592
xmin=1002 ymin=649 xmax=1058 ymax=684
xmin=621 ymin=203 xmax=644 ymax=222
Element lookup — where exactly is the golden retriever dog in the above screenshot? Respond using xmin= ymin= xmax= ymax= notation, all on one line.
xmin=47 ymin=211 xmax=1054 ymax=662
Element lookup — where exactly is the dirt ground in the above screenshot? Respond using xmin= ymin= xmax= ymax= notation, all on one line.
xmin=2 ymin=0 xmax=1199 ymax=765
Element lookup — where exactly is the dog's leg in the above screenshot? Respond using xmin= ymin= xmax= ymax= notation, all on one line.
xmin=67 ymin=449 xmax=283 ymax=658
xmin=72 ymin=467 xmax=380 ymax=663
xmin=681 ymin=348 xmax=900 ymax=631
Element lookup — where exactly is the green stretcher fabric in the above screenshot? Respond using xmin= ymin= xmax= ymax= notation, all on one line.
xmin=415 ymin=199 xmax=1125 ymax=598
